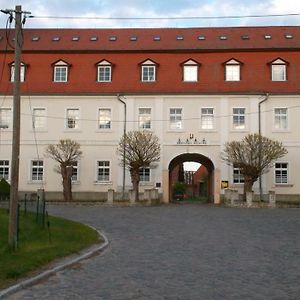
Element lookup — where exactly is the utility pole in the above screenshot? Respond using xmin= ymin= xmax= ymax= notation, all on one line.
xmin=1 ymin=5 xmax=31 ymax=249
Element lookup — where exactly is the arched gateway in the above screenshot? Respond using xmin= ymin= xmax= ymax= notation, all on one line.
xmin=162 ymin=153 xmax=221 ymax=204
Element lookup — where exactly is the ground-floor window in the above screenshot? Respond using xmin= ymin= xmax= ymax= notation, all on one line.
xmin=97 ymin=161 xmax=110 ymax=182
xmin=31 ymin=160 xmax=44 ymax=182
xmin=0 ymin=160 xmax=9 ymax=180
xmin=275 ymin=162 xmax=288 ymax=184
xmin=233 ymin=164 xmax=244 ymax=184
xmin=139 ymin=167 xmax=150 ymax=182
xmin=71 ymin=161 xmax=79 ymax=182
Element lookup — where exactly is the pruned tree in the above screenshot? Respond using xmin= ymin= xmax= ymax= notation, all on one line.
xmin=117 ymin=130 xmax=161 ymax=201
xmin=45 ymin=139 xmax=82 ymax=201
xmin=221 ymin=133 xmax=287 ymax=197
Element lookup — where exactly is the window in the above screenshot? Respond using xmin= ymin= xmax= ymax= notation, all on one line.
xmin=201 ymin=108 xmax=214 ymax=130
xmin=182 ymin=60 xmax=199 ymax=82
xmin=275 ymin=163 xmax=288 ymax=184
xmin=139 ymin=167 xmax=150 ymax=182
xmin=98 ymin=108 xmax=111 ymax=129
xmin=232 ymin=108 xmax=246 ymax=130
xmin=225 ymin=59 xmax=240 ymax=81
xmin=66 ymin=108 xmax=79 ymax=129
xmin=274 ymin=108 xmax=288 ymax=130
xmin=138 ymin=108 xmax=151 ymax=129
xmin=233 ymin=164 xmax=244 ymax=184
xmin=32 ymin=108 xmax=46 ymax=130
xmin=31 ymin=160 xmax=44 ymax=182
xmin=10 ymin=62 xmax=25 ymax=82
xmin=71 ymin=161 xmax=78 ymax=182
xmin=53 ymin=60 xmax=69 ymax=82
xmin=141 ymin=60 xmax=157 ymax=82
xmin=0 ymin=160 xmax=9 ymax=180
xmin=271 ymin=59 xmax=287 ymax=81
xmin=0 ymin=108 xmax=12 ymax=129
xmin=97 ymin=60 xmax=112 ymax=82
xmin=97 ymin=161 xmax=110 ymax=182
xmin=169 ymin=108 xmax=182 ymax=130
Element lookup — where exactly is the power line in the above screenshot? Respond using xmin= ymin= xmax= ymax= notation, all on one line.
xmin=30 ymin=12 xmax=300 ymax=21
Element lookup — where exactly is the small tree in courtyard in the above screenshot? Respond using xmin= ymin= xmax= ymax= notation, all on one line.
xmin=221 ymin=133 xmax=287 ymax=198
xmin=117 ymin=130 xmax=161 ymax=201
xmin=45 ymin=139 xmax=82 ymax=201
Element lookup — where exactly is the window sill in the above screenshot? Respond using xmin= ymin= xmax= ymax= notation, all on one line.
xmin=272 ymin=129 xmax=290 ymax=133
xmin=167 ymin=129 xmax=184 ymax=132
xmin=94 ymin=181 xmax=112 ymax=185
xmin=230 ymin=129 xmax=248 ymax=133
xmin=274 ymin=184 xmax=293 ymax=187
xmin=96 ymin=129 xmax=113 ymax=133
xmin=64 ymin=129 xmax=82 ymax=133
xmin=198 ymin=129 xmax=217 ymax=132
xmin=27 ymin=181 xmax=45 ymax=184
xmin=71 ymin=181 xmax=80 ymax=185
xmin=30 ymin=129 xmax=48 ymax=133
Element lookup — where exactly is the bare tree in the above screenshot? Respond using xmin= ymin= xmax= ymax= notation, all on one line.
xmin=45 ymin=139 xmax=82 ymax=201
xmin=221 ymin=133 xmax=287 ymax=197
xmin=117 ymin=131 xmax=161 ymax=201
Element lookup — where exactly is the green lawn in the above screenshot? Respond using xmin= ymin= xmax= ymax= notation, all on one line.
xmin=0 ymin=208 xmax=100 ymax=289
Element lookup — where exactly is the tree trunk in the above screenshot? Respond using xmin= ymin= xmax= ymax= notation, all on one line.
xmin=243 ymin=176 xmax=254 ymax=201
xmin=61 ymin=165 xmax=73 ymax=201
xmin=130 ymin=168 xmax=140 ymax=202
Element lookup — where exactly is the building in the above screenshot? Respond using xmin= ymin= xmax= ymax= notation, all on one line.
xmin=0 ymin=26 xmax=299 ymax=203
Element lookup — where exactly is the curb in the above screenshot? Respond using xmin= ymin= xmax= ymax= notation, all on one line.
xmin=0 ymin=226 xmax=109 ymax=299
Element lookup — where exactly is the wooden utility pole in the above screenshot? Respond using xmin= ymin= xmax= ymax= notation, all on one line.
xmin=8 ymin=5 xmax=23 ymax=249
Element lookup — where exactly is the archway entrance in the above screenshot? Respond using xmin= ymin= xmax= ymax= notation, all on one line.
xmin=168 ymin=153 xmax=215 ymax=203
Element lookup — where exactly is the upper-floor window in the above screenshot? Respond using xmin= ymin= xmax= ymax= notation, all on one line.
xmin=140 ymin=59 xmax=157 ymax=82
xmin=201 ymin=108 xmax=214 ymax=130
xmin=53 ymin=60 xmax=69 ymax=82
xmin=138 ymin=108 xmax=151 ymax=129
xmin=275 ymin=162 xmax=288 ymax=184
xmin=271 ymin=58 xmax=287 ymax=81
xmin=10 ymin=62 xmax=25 ymax=82
xmin=225 ymin=59 xmax=241 ymax=81
xmin=169 ymin=108 xmax=182 ymax=130
xmin=30 ymin=160 xmax=44 ymax=182
xmin=274 ymin=108 xmax=288 ymax=130
xmin=0 ymin=160 xmax=9 ymax=180
xmin=182 ymin=59 xmax=199 ymax=82
xmin=66 ymin=108 xmax=79 ymax=129
xmin=32 ymin=108 xmax=46 ymax=130
xmin=97 ymin=161 xmax=110 ymax=182
xmin=232 ymin=108 xmax=246 ymax=130
xmin=0 ymin=107 xmax=12 ymax=129
xmin=97 ymin=60 xmax=112 ymax=82
xmin=98 ymin=108 xmax=111 ymax=129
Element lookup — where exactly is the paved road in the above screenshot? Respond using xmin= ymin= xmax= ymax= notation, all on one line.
xmin=7 ymin=204 xmax=300 ymax=300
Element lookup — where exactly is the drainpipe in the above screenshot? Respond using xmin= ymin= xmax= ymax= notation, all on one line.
xmin=117 ymin=94 xmax=127 ymax=200
xmin=258 ymin=93 xmax=269 ymax=201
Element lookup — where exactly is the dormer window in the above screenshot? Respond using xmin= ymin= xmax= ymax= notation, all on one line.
xmin=270 ymin=58 xmax=287 ymax=81
xmin=97 ymin=60 xmax=112 ymax=82
xmin=53 ymin=60 xmax=69 ymax=82
xmin=140 ymin=59 xmax=158 ymax=82
xmin=224 ymin=59 xmax=241 ymax=81
xmin=10 ymin=62 xmax=25 ymax=82
xmin=182 ymin=59 xmax=199 ymax=82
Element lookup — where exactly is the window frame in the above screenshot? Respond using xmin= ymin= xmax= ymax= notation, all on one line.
xmin=96 ymin=160 xmax=111 ymax=183
xmin=53 ymin=60 xmax=69 ymax=82
xmin=140 ymin=59 xmax=157 ymax=82
xmin=274 ymin=107 xmax=288 ymax=131
xmin=274 ymin=162 xmax=288 ymax=184
xmin=71 ymin=161 xmax=79 ymax=183
xmin=233 ymin=164 xmax=245 ymax=184
xmin=224 ymin=59 xmax=241 ymax=82
xmin=10 ymin=62 xmax=25 ymax=82
xmin=66 ymin=108 xmax=80 ymax=130
xmin=32 ymin=108 xmax=47 ymax=130
xmin=30 ymin=160 xmax=44 ymax=182
xmin=200 ymin=107 xmax=215 ymax=130
xmin=232 ymin=107 xmax=246 ymax=130
xmin=138 ymin=107 xmax=152 ymax=130
xmin=182 ymin=59 xmax=199 ymax=82
xmin=169 ymin=107 xmax=183 ymax=130
xmin=98 ymin=108 xmax=112 ymax=130
xmin=0 ymin=107 xmax=12 ymax=130
xmin=97 ymin=60 xmax=112 ymax=82
xmin=270 ymin=58 xmax=287 ymax=82
xmin=0 ymin=160 xmax=10 ymax=181
xmin=139 ymin=166 xmax=151 ymax=182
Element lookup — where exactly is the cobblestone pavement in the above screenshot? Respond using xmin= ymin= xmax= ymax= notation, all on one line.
xmin=7 ymin=204 xmax=300 ymax=300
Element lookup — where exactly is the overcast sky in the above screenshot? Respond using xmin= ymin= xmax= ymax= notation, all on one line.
xmin=0 ymin=0 xmax=300 ymax=28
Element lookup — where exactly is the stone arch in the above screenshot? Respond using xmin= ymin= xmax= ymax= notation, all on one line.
xmin=166 ymin=153 xmax=218 ymax=203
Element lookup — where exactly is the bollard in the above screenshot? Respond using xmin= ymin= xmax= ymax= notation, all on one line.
xmin=107 ymin=189 xmax=114 ymax=204
xmin=269 ymin=191 xmax=276 ymax=208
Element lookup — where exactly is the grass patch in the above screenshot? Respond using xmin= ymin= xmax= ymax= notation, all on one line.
xmin=0 ymin=208 xmax=100 ymax=289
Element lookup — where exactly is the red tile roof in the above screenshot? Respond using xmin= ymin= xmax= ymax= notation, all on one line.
xmin=0 ymin=26 xmax=299 ymax=52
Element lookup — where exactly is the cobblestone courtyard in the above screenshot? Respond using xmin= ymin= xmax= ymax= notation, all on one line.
xmin=8 ymin=204 xmax=300 ymax=300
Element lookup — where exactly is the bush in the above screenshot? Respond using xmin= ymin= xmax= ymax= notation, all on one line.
xmin=0 ymin=178 xmax=10 ymax=200
xmin=173 ymin=182 xmax=186 ymax=200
